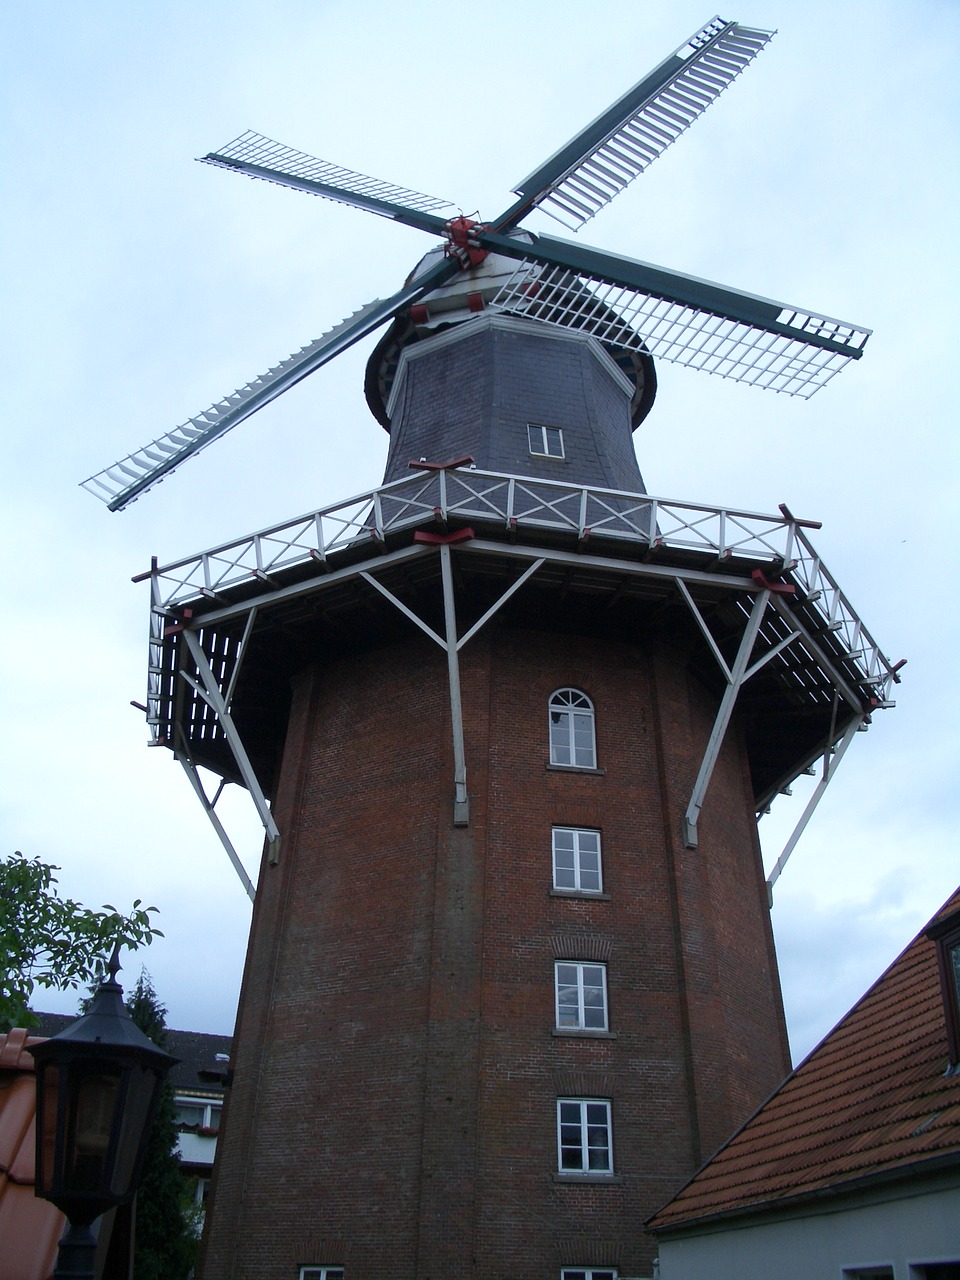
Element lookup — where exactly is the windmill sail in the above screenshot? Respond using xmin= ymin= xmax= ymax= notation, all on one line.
xmin=82 ymin=260 xmax=459 ymax=510
xmin=490 ymin=257 xmax=870 ymax=397
xmin=506 ymin=17 xmax=774 ymax=231
xmin=202 ymin=132 xmax=455 ymax=234
xmin=83 ymin=17 xmax=871 ymax=512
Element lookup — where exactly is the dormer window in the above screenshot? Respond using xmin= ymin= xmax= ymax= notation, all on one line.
xmin=925 ymin=907 xmax=960 ymax=1067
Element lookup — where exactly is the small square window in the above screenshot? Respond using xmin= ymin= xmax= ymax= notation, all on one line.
xmin=557 ymin=1098 xmax=613 ymax=1174
xmin=556 ymin=961 xmax=608 ymax=1031
xmin=552 ymin=827 xmax=602 ymax=893
xmin=528 ymin=423 xmax=564 ymax=458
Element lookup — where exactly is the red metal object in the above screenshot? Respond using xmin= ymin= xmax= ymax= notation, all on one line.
xmin=751 ymin=568 xmax=796 ymax=596
xmin=413 ymin=528 xmax=474 ymax=546
xmin=444 ymin=216 xmax=488 ymax=269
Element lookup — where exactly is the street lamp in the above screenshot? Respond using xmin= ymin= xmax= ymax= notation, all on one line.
xmin=28 ymin=947 xmax=178 ymax=1279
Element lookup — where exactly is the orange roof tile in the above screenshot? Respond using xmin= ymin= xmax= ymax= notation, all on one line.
xmin=0 ymin=1029 xmax=65 ymax=1280
xmin=648 ymin=885 xmax=960 ymax=1232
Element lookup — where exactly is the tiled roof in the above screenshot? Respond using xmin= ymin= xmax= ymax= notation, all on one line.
xmin=648 ymin=885 xmax=960 ymax=1232
xmin=33 ymin=1013 xmax=232 ymax=1096
xmin=0 ymin=1028 xmax=65 ymax=1280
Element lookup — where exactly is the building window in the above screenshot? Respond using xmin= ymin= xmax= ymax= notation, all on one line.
xmin=528 ymin=423 xmax=564 ymax=458
xmin=549 ymin=688 xmax=596 ymax=769
xmin=561 ymin=1272 xmax=618 ymax=1280
xmin=552 ymin=827 xmax=602 ymax=893
xmin=300 ymin=1270 xmax=344 ymax=1280
xmin=557 ymin=1098 xmax=613 ymax=1174
xmin=175 ymin=1097 xmax=222 ymax=1133
xmin=556 ymin=961 xmax=608 ymax=1031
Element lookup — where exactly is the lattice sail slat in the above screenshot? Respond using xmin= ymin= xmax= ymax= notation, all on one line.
xmin=81 ymin=297 xmax=391 ymax=509
xmin=491 ymin=263 xmax=870 ymax=398
xmin=203 ymin=130 xmax=455 ymax=217
xmin=519 ymin=19 xmax=774 ymax=231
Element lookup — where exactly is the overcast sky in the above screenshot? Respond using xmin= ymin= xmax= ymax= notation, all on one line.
xmin=3 ymin=0 xmax=958 ymax=1066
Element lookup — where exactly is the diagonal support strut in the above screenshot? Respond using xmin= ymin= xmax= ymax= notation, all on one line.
xmin=181 ymin=628 xmax=281 ymax=864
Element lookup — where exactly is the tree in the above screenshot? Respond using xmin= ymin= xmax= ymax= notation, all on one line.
xmin=0 ymin=849 xmax=161 ymax=1032
xmin=124 ymin=970 xmax=200 ymax=1280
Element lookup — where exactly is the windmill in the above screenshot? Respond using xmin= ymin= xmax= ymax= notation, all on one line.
xmin=82 ymin=15 xmax=869 ymax=514
xmin=100 ymin=18 xmax=899 ymax=1279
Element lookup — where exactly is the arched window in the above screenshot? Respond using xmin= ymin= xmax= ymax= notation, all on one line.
xmin=549 ymin=688 xmax=596 ymax=769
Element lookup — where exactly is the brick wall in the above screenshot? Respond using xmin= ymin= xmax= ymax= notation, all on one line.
xmin=200 ymin=621 xmax=789 ymax=1280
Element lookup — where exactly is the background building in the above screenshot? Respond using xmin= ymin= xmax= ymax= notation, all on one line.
xmin=648 ymin=887 xmax=960 ymax=1279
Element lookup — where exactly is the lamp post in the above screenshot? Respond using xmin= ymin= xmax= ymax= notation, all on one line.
xmin=28 ymin=946 xmax=178 ymax=1279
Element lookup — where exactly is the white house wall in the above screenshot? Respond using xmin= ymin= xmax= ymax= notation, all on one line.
xmin=656 ymin=1181 xmax=960 ymax=1280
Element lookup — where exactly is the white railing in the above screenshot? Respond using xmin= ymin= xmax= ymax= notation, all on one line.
xmin=146 ymin=466 xmax=899 ymax=704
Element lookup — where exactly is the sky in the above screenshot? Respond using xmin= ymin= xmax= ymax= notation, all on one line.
xmin=3 ymin=0 xmax=958 ymax=1066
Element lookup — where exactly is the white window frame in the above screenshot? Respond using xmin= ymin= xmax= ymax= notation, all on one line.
xmin=555 ymin=961 xmax=608 ymax=1031
xmin=528 ymin=422 xmax=564 ymax=458
xmin=300 ymin=1270 xmax=345 ymax=1280
xmin=561 ymin=1270 xmax=618 ymax=1280
xmin=557 ymin=1098 xmax=613 ymax=1174
xmin=174 ymin=1096 xmax=223 ymax=1132
xmin=552 ymin=826 xmax=603 ymax=893
xmin=549 ymin=688 xmax=597 ymax=769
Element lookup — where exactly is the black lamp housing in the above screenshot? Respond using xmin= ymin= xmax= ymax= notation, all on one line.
xmin=27 ymin=953 xmax=178 ymax=1228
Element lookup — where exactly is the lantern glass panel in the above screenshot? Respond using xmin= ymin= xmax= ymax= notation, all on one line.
xmin=111 ymin=1064 xmax=160 ymax=1197
xmin=65 ymin=1063 xmax=121 ymax=1195
xmin=36 ymin=1062 xmax=61 ymax=1196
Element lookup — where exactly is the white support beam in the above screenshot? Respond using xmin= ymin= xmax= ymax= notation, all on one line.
xmin=358 ymin=548 xmax=546 ymax=827
xmin=765 ymin=715 xmax=862 ymax=900
xmin=176 ymin=741 xmax=256 ymax=902
xmin=439 ymin=544 xmax=470 ymax=826
xmin=223 ymin=605 xmax=257 ymax=710
xmin=181 ymin=628 xmax=281 ymax=863
xmin=457 ymin=559 xmax=544 ymax=650
xmin=683 ymin=589 xmax=771 ymax=849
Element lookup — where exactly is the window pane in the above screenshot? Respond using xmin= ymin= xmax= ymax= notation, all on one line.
xmin=578 ymin=852 xmax=601 ymax=892
xmin=544 ymin=426 xmax=563 ymax=457
xmin=554 ymin=853 xmax=576 ymax=889
xmin=175 ymin=1103 xmax=205 ymax=1127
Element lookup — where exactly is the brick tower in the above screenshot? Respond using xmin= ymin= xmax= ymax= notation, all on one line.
xmin=132 ymin=266 xmax=893 ymax=1275
xmin=183 ymin=311 xmax=797 ymax=1279
xmin=88 ymin=21 xmax=900 ymax=1280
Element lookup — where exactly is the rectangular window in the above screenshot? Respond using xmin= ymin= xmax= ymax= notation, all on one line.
xmin=556 ymin=961 xmax=608 ymax=1031
xmin=557 ymin=1098 xmax=613 ymax=1174
xmin=561 ymin=1271 xmax=618 ymax=1280
xmin=528 ymin=423 xmax=564 ymax=458
xmin=175 ymin=1098 xmax=222 ymax=1131
xmin=300 ymin=1270 xmax=345 ymax=1280
xmin=552 ymin=827 xmax=602 ymax=893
